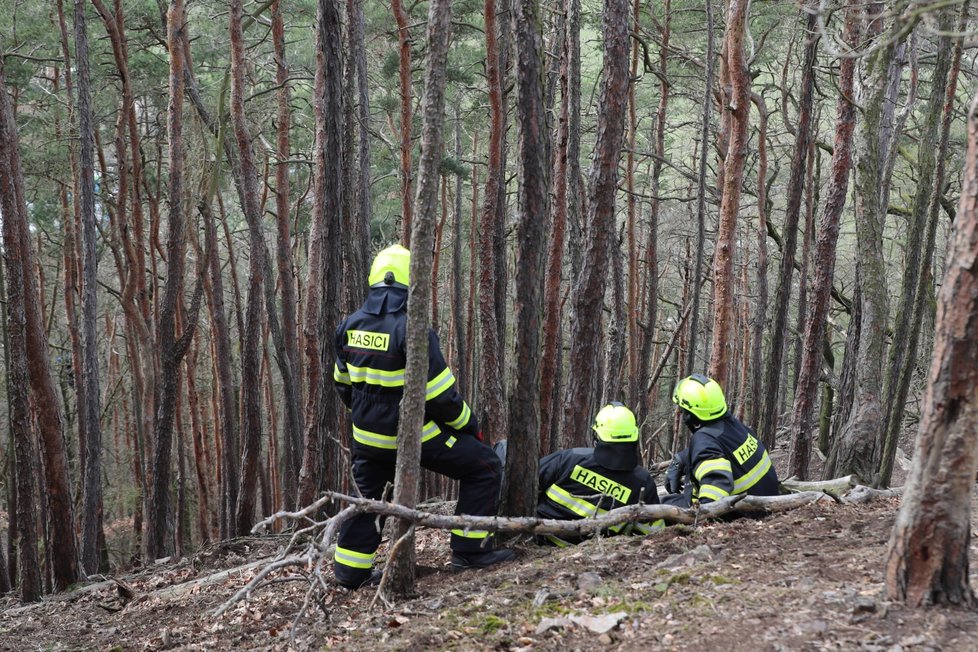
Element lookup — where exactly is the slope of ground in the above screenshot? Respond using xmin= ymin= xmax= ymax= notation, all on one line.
xmin=3 ymin=495 xmax=978 ymax=651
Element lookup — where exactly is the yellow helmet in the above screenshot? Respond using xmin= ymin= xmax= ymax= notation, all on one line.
xmin=368 ymin=244 xmax=411 ymax=287
xmin=672 ymin=374 xmax=727 ymax=421
xmin=592 ymin=402 xmax=639 ymax=443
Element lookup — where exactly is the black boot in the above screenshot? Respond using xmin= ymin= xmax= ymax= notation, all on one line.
xmin=335 ymin=566 xmax=383 ymax=590
xmin=451 ymin=548 xmax=516 ymax=570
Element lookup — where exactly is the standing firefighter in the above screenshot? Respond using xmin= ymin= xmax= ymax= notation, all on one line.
xmin=663 ymin=374 xmax=779 ymax=507
xmin=536 ymin=403 xmax=664 ymax=546
xmin=332 ymin=245 xmax=514 ymax=589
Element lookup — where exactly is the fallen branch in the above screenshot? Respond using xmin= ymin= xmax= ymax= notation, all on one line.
xmin=781 ymin=475 xmax=859 ymax=498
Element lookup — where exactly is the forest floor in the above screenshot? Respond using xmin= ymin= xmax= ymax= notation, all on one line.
xmin=4 ymin=476 xmax=978 ymax=650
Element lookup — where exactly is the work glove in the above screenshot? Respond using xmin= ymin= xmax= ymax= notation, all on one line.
xmin=665 ymin=451 xmax=687 ymax=495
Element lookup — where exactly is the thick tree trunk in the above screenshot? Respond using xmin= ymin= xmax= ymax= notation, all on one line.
xmin=708 ymin=0 xmax=751 ymax=386
xmin=758 ymin=5 xmax=817 ymax=443
xmin=389 ymin=0 xmax=452 ymax=598
xmin=885 ymin=88 xmax=978 ymax=608
xmin=789 ymin=0 xmax=860 ymax=479
xmin=0 ymin=55 xmax=43 ymax=602
xmin=561 ymin=0 xmax=630 ymax=445
xmin=504 ymin=0 xmax=549 ymax=516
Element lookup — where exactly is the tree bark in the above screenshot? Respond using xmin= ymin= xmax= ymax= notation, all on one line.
xmin=392 ymin=0 xmax=414 ymax=245
xmin=561 ymin=0 xmax=630 ymax=446
xmin=789 ymin=0 xmax=860 ymax=480
xmin=504 ymin=0 xmax=549 ymax=516
xmin=758 ymin=6 xmax=817 ymax=440
xmin=884 ymin=87 xmax=978 ymax=608
xmin=747 ymin=91 xmax=769 ymax=428
xmin=0 ymin=53 xmax=43 ymax=602
xmin=73 ymin=0 xmax=105 ymax=576
xmin=708 ymin=0 xmax=751 ymax=386
xmin=389 ymin=0 xmax=452 ymax=597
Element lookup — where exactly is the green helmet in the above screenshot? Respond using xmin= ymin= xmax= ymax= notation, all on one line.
xmin=592 ymin=402 xmax=639 ymax=443
xmin=672 ymin=374 xmax=727 ymax=421
xmin=368 ymin=244 xmax=411 ymax=287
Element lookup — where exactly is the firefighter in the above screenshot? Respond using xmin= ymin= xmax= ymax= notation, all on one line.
xmin=332 ymin=244 xmax=515 ymax=589
xmin=536 ymin=402 xmax=664 ymax=546
xmin=662 ymin=374 xmax=779 ymax=507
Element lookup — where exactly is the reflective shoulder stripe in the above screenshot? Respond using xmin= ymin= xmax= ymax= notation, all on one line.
xmin=546 ymin=484 xmax=603 ymax=519
xmin=347 ymin=364 xmax=405 ymax=388
xmin=694 ymin=458 xmax=732 ymax=481
xmin=334 ymin=546 xmax=376 ymax=569
xmin=733 ymin=450 xmax=773 ymax=494
xmin=333 ymin=362 xmax=351 ymax=385
xmin=451 ymin=528 xmax=490 ymax=539
xmin=426 ymin=367 xmax=456 ymax=400
xmin=446 ymin=402 xmax=472 ymax=430
xmin=354 ymin=421 xmax=441 ymax=449
xmin=697 ymin=484 xmax=731 ymax=502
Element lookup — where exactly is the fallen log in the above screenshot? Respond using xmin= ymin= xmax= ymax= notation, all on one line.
xmin=781 ymin=475 xmax=859 ymax=498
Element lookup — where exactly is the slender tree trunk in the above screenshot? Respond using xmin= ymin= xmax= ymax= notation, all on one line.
xmin=229 ymin=0 xmax=268 ymax=534
xmin=349 ymin=0 xmax=371 ymax=304
xmin=758 ymin=6 xmax=817 ymax=440
xmin=392 ymin=0 xmax=414 ymax=245
xmin=271 ymin=0 xmax=303 ymax=509
xmin=708 ymin=0 xmax=751 ymax=386
xmin=561 ymin=0 xmax=630 ymax=443
xmin=147 ymin=0 xmax=190 ymax=560
xmin=0 ymin=54 xmax=43 ymax=602
xmin=885 ymin=87 xmax=978 ymax=608
xmin=827 ymin=9 xmax=898 ymax=480
xmin=504 ymin=0 xmax=549 ymax=516
xmin=747 ymin=91 xmax=769 ymax=428
xmin=686 ymin=0 xmax=714 ymax=376
xmin=478 ymin=0 xmax=508 ymax=446
xmin=788 ymin=0 xmax=860 ymax=479
xmin=73 ymin=0 xmax=105 ymax=576
xmin=389 ymin=0 xmax=452 ymax=597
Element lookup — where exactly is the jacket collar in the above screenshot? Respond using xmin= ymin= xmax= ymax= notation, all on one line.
xmin=362 ymin=286 xmax=408 ymax=315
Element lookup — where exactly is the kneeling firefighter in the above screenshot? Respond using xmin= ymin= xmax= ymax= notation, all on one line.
xmin=332 ymin=244 xmax=514 ymax=589
xmin=662 ymin=374 xmax=779 ymax=507
xmin=536 ymin=403 xmax=664 ymax=546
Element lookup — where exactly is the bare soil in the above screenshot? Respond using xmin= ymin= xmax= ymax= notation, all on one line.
xmin=3 ymin=493 xmax=978 ymax=651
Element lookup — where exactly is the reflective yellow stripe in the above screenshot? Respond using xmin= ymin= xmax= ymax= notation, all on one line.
xmin=446 ymin=436 xmax=456 ymax=448
xmin=333 ymin=363 xmax=351 ymax=385
xmin=334 ymin=546 xmax=375 ymax=569
xmin=633 ymin=519 xmax=665 ymax=535
xmin=546 ymin=484 xmax=602 ymax=519
xmin=426 ymin=367 xmax=456 ymax=400
xmin=346 ymin=363 xmax=405 ymax=387
xmin=451 ymin=529 xmax=490 ymax=539
xmin=352 ymin=421 xmax=442 ymax=449
xmin=546 ymin=535 xmax=572 ymax=547
xmin=697 ymin=484 xmax=730 ymax=502
xmin=694 ymin=458 xmax=732 ymax=481
xmin=446 ymin=402 xmax=472 ymax=430
xmin=569 ymin=465 xmax=632 ymax=503
xmin=733 ymin=451 xmax=772 ymax=494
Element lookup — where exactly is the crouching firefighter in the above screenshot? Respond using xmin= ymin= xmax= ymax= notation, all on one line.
xmin=332 ymin=245 xmax=515 ymax=589
xmin=661 ymin=374 xmax=779 ymax=507
xmin=536 ymin=403 xmax=664 ymax=546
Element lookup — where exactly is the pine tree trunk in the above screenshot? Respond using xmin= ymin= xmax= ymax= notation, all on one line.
xmin=389 ymin=0 xmax=452 ymax=597
xmin=789 ymin=0 xmax=860 ymax=479
xmin=708 ymin=0 xmax=751 ymax=386
xmin=561 ymin=0 xmax=630 ymax=445
xmin=504 ymin=0 xmax=549 ymax=516
xmin=0 ymin=54 xmax=43 ymax=602
xmin=747 ymin=91 xmax=769 ymax=427
xmin=392 ymin=0 xmax=414 ymax=245
xmin=885 ymin=87 xmax=978 ymax=608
